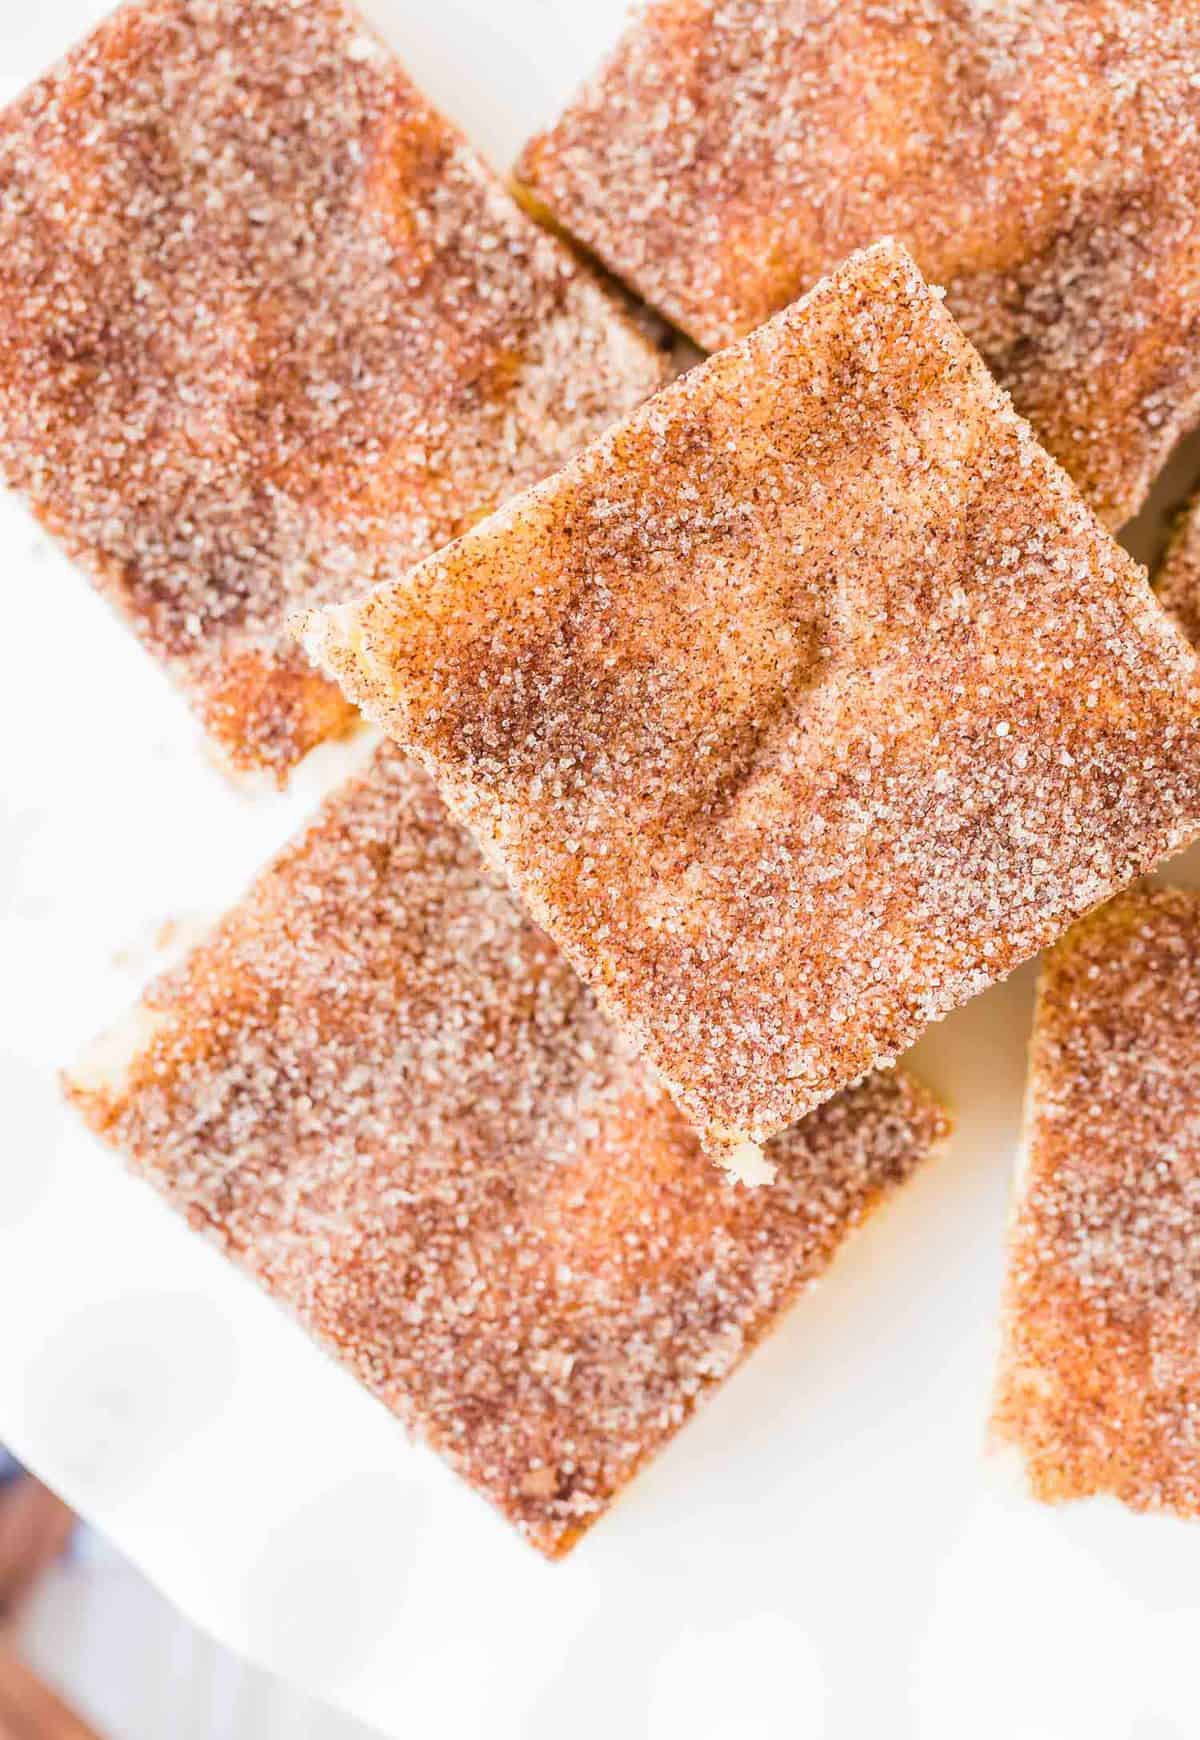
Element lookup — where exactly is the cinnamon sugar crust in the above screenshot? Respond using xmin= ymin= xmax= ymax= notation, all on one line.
xmin=64 ymin=745 xmax=949 ymax=1558
xmin=304 ymin=242 xmax=1200 ymax=1168
xmin=1156 ymin=494 xmax=1200 ymax=651
xmin=0 ymin=0 xmax=664 ymax=782
xmin=516 ymin=0 xmax=1200 ymax=527
xmin=992 ymin=888 xmax=1200 ymax=1517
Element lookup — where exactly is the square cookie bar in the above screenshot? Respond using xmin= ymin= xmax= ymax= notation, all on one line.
xmin=516 ymin=0 xmax=1200 ymax=526
xmin=0 ymin=0 xmax=663 ymax=781
xmin=304 ymin=242 xmax=1200 ymax=1179
xmin=65 ymin=747 xmax=948 ymax=1558
xmin=992 ymin=889 xmax=1200 ymax=1517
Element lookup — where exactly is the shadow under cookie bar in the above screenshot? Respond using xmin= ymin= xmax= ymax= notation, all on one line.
xmin=515 ymin=0 xmax=1200 ymax=528
xmin=992 ymin=888 xmax=1200 ymax=1518
xmin=64 ymin=745 xmax=949 ymax=1558
xmin=0 ymin=0 xmax=665 ymax=783
xmin=303 ymin=241 xmax=1200 ymax=1179
xmin=1155 ymin=491 xmax=1200 ymax=650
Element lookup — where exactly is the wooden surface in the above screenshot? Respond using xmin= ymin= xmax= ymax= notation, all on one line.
xmin=0 ymin=1649 xmax=105 ymax=1740
xmin=0 ymin=1481 xmax=75 ymax=1629
xmin=0 ymin=1475 xmax=103 ymax=1739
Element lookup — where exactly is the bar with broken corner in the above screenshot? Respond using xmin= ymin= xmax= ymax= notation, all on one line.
xmin=302 ymin=241 xmax=1200 ymax=1182
xmin=515 ymin=0 xmax=1200 ymax=527
xmin=992 ymin=889 xmax=1200 ymax=1518
xmin=64 ymin=747 xmax=949 ymax=1558
xmin=0 ymin=0 xmax=664 ymax=782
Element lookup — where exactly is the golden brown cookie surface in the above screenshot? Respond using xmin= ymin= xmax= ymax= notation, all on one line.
xmin=0 ymin=0 xmax=664 ymax=780
xmin=306 ymin=243 xmax=1200 ymax=1166
xmin=993 ymin=888 xmax=1200 ymax=1517
xmin=517 ymin=0 xmax=1200 ymax=525
xmin=66 ymin=746 xmax=948 ymax=1557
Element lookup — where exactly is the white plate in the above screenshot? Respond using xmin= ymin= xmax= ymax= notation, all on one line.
xmin=4 ymin=5 xmax=1200 ymax=1737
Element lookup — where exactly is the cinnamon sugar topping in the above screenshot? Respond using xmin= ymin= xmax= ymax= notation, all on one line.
xmin=993 ymin=888 xmax=1200 ymax=1516
xmin=0 ymin=0 xmax=664 ymax=780
xmin=517 ymin=0 xmax=1200 ymax=526
xmin=305 ymin=242 xmax=1200 ymax=1167
xmin=64 ymin=747 xmax=948 ymax=1557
